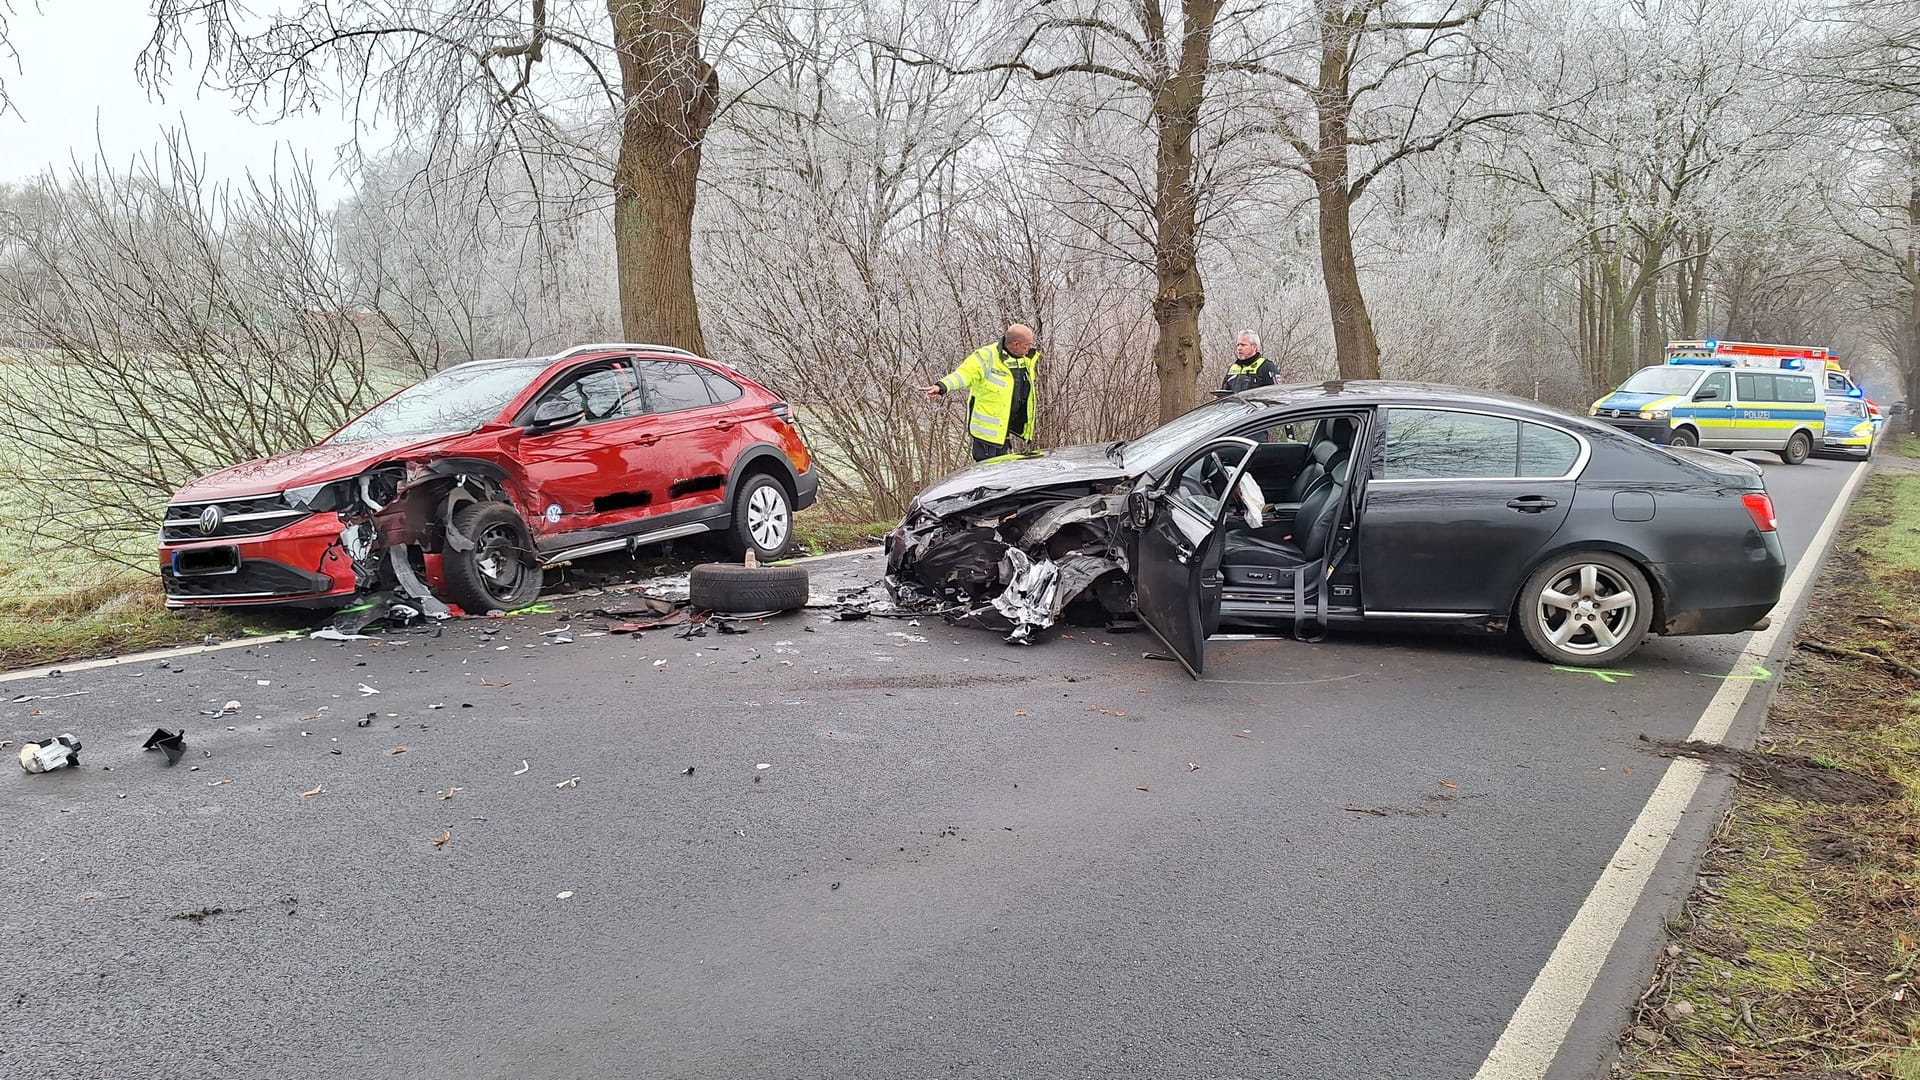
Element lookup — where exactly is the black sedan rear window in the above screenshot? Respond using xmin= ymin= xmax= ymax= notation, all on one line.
xmin=1382 ymin=408 xmax=1583 ymax=479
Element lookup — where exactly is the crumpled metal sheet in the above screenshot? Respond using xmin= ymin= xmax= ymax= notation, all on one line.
xmin=887 ymin=481 xmax=1132 ymax=646
xmin=388 ymin=548 xmax=452 ymax=619
xmin=984 ymin=549 xmax=1124 ymax=644
xmin=991 ymin=549 xmax=1059 ymax=643
xmin=1018 ymin=492 xmax=1125 ymax=547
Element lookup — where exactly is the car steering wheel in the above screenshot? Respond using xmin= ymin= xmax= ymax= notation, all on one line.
xmin=1199 ymin=451 xmax=1229 ymax=495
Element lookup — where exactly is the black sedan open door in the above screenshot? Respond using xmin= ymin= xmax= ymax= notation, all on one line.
xmin=1128 ymin=437 xmax=1259 ymax=677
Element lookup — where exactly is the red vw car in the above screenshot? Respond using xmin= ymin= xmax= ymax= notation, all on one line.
xmin=158 ymin=343 xmax=817 ymax=613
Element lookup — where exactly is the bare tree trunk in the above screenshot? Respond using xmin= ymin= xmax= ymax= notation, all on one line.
xmin=1637 ymin=272 xmax=1660 ymax=366
xmin=1608 ymin=300 xmax=1636 ymax=385
xmin=1675 ymin=240 xmax=1710 ymax=337
xmin=1906 ymin=177 xmax=1920 ymax=435
xmin=1143 ymin=0 xmax=1220 ymax=422
xmin=1578 ymin=258 xmax=1599 ymax=388
xmin=1150 ymin=274 xmax=1204 ymax=421
xmin=1905 ymin=282 xmax=1920 ymax=435
xmin=1318 ymin=180 xmax=1380 ymax=380
xmin=609 ymin=0 xmax=718 ymax=352
xmin=1312 ymin=8 xmax=1381 ymax=382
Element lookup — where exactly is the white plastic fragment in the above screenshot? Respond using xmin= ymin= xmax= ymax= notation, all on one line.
xmin=18 ymin=735 xmax=82 ymax=773
xmin=755 ymin=763 xmax=771 ymax=770
xmin=556 ymin=891 xmax=574 ymax=899
xmin=357 ymin=684 xmax=380 ymax=696
xmin=556 ymin=776 xmax=581 ymax=789
xmin=513 ymin=760 xmax=530 ymax=776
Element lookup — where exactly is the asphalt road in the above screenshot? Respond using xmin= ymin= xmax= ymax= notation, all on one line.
xmin=0 ymin=453 xmax=1862 ymax=1080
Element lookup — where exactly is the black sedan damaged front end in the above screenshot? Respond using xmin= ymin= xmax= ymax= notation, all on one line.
xmin=884 ymin=445 xmax=1142 ymax=642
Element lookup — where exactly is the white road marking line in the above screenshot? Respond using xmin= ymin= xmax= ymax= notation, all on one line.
xmin=0 ymin=633 xmax=303 ymax=685
xmin=1472 ymin=460 xmax=1871 ymax=1079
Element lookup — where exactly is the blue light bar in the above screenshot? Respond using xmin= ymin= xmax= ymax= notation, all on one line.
xmin=1667 ymin=356 xmax=1732 ymax=367
xmin=1849 ymin=386 xmax=1864 ymax=398
xmin=1783 ymin=358 xmax=1802 ymax=369
xmin=1704 ymin=338 xmax=1719 ymax=350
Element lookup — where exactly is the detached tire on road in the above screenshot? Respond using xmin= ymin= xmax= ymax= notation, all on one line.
xmin=443 ymin=501 xmax=545 ymax=614
xmin=689 ymin=562 xmax=810 ymax=614
xmin=1516 ymin=551 xmax=1654 ymax=667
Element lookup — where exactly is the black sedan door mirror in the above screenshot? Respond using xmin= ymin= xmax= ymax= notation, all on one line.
xmin=528 ymin=398 xmax=585 ymax=432
xmin=1692 ymin=387 xmax=1721 ymax=402
xmin=1126 ymin=487 xmax=1158 ymax=528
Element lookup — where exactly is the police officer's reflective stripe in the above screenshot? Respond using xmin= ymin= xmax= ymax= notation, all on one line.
xmin=939 ymin=343 xmax=1038 ymax=443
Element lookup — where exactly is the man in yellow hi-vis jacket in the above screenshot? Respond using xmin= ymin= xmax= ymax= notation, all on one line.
xmin=920 ymin=323 xmax=1041 ymax=462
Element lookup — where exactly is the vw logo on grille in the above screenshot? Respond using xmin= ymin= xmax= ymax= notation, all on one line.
xmin=197 ymin=505 xmax=225 ymax=535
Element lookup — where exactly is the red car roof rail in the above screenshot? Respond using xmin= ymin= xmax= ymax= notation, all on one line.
xmin=548 ymin=342 xmax=703 ymax=362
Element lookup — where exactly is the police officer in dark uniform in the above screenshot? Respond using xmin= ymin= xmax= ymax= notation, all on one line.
xmin=1221 ymin=331 xmax=1277 ymax=394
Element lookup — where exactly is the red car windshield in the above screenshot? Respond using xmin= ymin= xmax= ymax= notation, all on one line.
xmin=328 ymin=358 xmax=552 ymax=444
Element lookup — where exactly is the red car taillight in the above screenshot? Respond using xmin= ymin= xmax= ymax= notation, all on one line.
xmin=1742 ymin=492 xmax=1777 ymax=532
xmin=770 ymin=401 xmax=795 ymax=426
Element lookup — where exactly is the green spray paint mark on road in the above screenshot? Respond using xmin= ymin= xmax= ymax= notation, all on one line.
xmin=1551 ymin=666 xmax=1637 ymax=683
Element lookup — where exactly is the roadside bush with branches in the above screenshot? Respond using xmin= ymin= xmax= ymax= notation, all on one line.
xmin=0 ymin=137 xmax=436 ymax=576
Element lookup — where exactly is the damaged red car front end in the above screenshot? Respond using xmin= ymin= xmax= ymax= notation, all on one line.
xmin=159 ymin=346 xmax=817 ymax=614
xmin=159 ymin=434 xmax=445 ymax=607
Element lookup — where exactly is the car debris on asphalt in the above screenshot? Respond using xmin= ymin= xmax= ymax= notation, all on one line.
xmin=142 ymin=728 xmax=187 ymax=766
xmin=18 ymin=734 xmax=83 ymax=773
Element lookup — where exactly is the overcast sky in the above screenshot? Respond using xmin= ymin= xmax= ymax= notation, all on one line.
xmin=4 ymin=3 xmax=362 ymax=204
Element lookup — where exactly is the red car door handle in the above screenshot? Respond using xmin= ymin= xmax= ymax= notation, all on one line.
xmin=713 ymin=419 xmax=735 ymax=430
xmin=1506 ymin=496 xmax=1558 ymax=512
xmin=635 ymin=434 xmax=660 ymax=446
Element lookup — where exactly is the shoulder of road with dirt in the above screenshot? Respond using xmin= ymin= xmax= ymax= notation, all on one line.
xmin=1618 ymin=443 xmax=1920 ymax=1079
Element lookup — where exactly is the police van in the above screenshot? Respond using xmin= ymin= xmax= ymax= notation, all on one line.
xmin=1590 ymin=346 xmax=1826 ymax=464
xmin=1662 ymin=340 xmax=1875 ymax=458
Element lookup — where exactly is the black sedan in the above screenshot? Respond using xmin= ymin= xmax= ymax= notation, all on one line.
xmin=884 ymin=381 xmax=1787 ymax=675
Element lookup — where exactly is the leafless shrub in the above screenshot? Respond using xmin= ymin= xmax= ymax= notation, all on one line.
xmin=0 ymin=134 xmax=435 ymax=572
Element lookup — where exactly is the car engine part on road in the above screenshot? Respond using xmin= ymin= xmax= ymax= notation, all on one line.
xmin=688 ymin=562 xmax=810 ymax=614
xmin=19 ymin=734 xmax=82 ymax=773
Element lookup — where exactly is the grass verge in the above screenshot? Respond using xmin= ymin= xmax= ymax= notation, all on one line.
xmin=0 ymin=510 xmax=899 ymax=672
xmin=792 ymin=516 xmax=895 ymax=557
xmin=0 ymin=580 xmax=280 ymax=672
xmin=1618 ymin=442 xmax=1920 ymax=1079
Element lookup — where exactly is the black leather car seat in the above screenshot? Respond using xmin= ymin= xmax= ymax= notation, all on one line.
xmin=1230 ymin=457 xmax=1349 ymax=566
xmin=1283 ymin=439 xmax=1340 ymax=503
xmin=1220 ymin=457 xmax=1351 ymax=640
xmin=1277 ymin=417 xmax=1357 ymax=508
